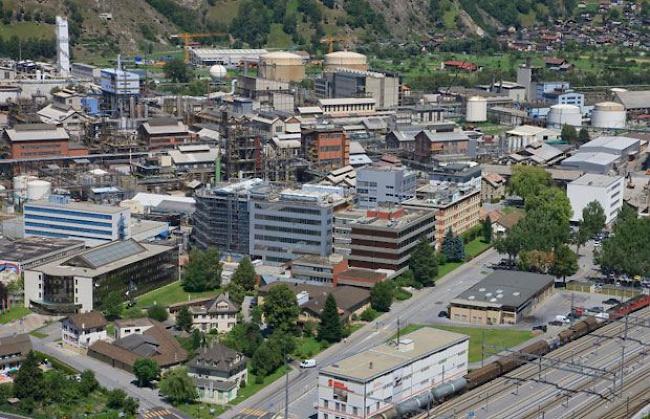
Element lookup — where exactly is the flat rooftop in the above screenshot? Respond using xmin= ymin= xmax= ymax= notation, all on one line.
xmin=451 ymin=270 xmax=554 ymax=309
xmin=581 ymin=136 xmax=640 ymax=151
xmin=321 ymin=327 xmax=468 ymax=382
xmin=570 ymin=173 xmax=623 ymax=188
xmin=25 ymin=199 xmax=127 ymax=215
xmin=0 ymin=237 xmax=84 ymax=263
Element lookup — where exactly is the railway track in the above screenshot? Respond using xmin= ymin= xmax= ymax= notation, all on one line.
xmin=427 ymin=307 xmax=650 ymax=418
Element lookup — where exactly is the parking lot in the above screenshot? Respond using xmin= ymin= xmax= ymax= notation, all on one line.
xmin=527 ymin=290 xmax=619 ymax=326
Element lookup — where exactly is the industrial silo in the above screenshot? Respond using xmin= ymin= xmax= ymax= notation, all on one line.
xmin=547 ymin=104 xmax=582 ymax=128
xmin=259 ymin=51 xmax=305 ymax=82
xmin=591 ymin=101 xmax=626 ymax=129
xmin=466 ymin=96 xmax=488 ymax=122
xmin=324 ymin=50 xmax=368 ymax=72
xmin=26 ymin=179 xmax=52 ymax=201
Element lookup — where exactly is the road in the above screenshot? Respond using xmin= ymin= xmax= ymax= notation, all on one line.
xmin=222 ymin=248 xmax=503 ymax=419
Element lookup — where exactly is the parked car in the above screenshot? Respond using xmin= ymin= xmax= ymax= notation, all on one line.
xmin=438 ymin=310 xmax=449 ymax=318
xmin=555 ymin=315 xmax=571 ymax=324
xmin=533 ymin=325 xmax=547 ymax=333
xmin=300 ymin=359 xmax=317 ymax=368
xmin=548 ymin=320 xmax=564 ymax=326
xmin=588 ymin=306 xmax=604 ymax=313
xmin=602 ymin=298 xmax=620 ymax=305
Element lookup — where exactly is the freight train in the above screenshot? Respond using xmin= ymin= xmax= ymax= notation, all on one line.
xmin=370 ymin=306 xmax=642 ymax=419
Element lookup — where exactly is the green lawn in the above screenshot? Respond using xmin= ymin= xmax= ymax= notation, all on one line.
xmin=293 ymin=336 xmax=324 ymax=360
xmin=435 ymin=237 xmax=492 ymax=280
xmin=394 ymin=287 xmax=413 ymax=301
xmin=0 ymin=22 xmax=54 ymax=39
xmin=0 ymin=306 xmax=31 ymax=324
xmin=231 ymin=365 xmax=289 ymax=405
xmin=131 ymin=281 xmax=220 ymax=309
xmin=394 ymin=325 xmax=534 ymax=363
xmin=177 ymin=402 xmax=227 ymax=418
xmin=30 ymin=331 xmax=48 ymax=339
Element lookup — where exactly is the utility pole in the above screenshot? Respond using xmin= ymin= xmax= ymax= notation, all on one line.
xmin=481 ymin=329 xmax=485 ymax=368
xmin=619 ymin=314 xmax=628 ymax=394
xmin=284 ymin=347 xmax=289 ymax=419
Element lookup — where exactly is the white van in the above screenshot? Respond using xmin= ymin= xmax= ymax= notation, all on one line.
xmin=555 ymin=315 xmax=570 ymax=324
xmin=300 ymin=359 xmax=317 ymax=368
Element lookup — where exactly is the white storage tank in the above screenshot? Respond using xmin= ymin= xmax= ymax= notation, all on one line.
xmin=27 ymin=180 xmax=52 ymax=201
xmin=591 ymin=101 xmax=626 ymax=129
xmin=259 ymin=51 xmax=305 ymax=82
xmin=324 ymin=51 xmax=368 ymax=72
xmin=209 ymin=64 xmax=227 ymax=81
xmin=547 ymin=104 xmax=582 ymax=128
xmin=12 ymin=175 xmax=37 ymax=200
xmin=466 ymin=96 xmax=488 ymax=122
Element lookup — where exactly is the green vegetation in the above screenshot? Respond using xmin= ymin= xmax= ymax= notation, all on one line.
xmin=231 ymin=365 xmax=289 ymax=404
xmin=29 ymin=331 xmax=48 ymax=339
xmin=133 ymin=359 xmax=160 ymax=387
xmin=318 ymin=294 xmax=343 ymax=343
xmin=394 ymin=325 xmax=534 ymax=363
xmin=262 ymin=284 xmax=299 ymax=332
xmin=370 ymin=280 xmax=395 ymax=312
xmin=598 ymin=205 xmax=650 ymax=277
xmin=177 ymin=402 xmax=227 ymax=418
xmin=133 ymin=281 xmax=220 ymax=309
xmin=394 ymin=287 xmax=412 ymax=301
xmin=159 ymin=367 xmax=198 ymax=405
xmin=0 ymin=306 xmax=31 ymax=324
xmin=293 ymin=336 xmax=323 ymax=360
xmin=435 ymin=237 xmax=492 ymax=279
xmin=0 ymin=22 xmax=53 ymax=39
xmin=409 ymin=239 xmax=438 ymax=287
xmin=182 ymin=248 xmax=222 ymax=292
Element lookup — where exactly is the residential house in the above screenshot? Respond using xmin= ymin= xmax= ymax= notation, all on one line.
xmin=0 ymin=334 xmax=32 ymax=373
xmin=187 ymin=343 xmax=248 ymax=405
xmin=62 ymin=311 xmax=108 ymax=350
xmin=492 ymin=210 xmax=525 ymax=237
xmin=187 ymin=294 xmax=239 ymax=334
xmin=481 ymin=173 xmax=506 ymax=203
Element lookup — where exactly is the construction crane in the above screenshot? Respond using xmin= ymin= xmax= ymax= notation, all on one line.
xmin=320 ymin=34 xmax=352 ymax=53
xmin=170 ymin=32 xmax=229 ymax=64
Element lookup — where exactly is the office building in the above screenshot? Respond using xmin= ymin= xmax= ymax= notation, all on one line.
xmin=317 ymin=327 xmax=469 ymax=419
xmin=23 ymin=196 xmax=131 ymax=247
xmin=192 ymin=179 xmax=264 ymax=255
xmin=24 ymin=239 xmax=178 ymax=314
xmin=567 ymin=174 xmax=624 ymax=225
xmin=356 ymin=165 xmax=417 ymax=209
xmin=449 ymin=271 xmax=554 ymax=325
xmin=302 ymin=128 xmax=350 ymax=171
xmin=0 ymin=237 xmax=85 ymax=272
xmin=347 ymin=207 xmax=435 ymax=274
xmin=414 ymin=131 xmax=475 ymax=162
xmin=249 ymin=186 xmax=347 ymax=264
xmin=290 ymin=254 xmax=349 ymax=286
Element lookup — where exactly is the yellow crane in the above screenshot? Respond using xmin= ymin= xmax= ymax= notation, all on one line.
xmin=170 ymin=32 xmax=229 ymax=64
xmin=320 ymin=34 xmax=352 ymax=53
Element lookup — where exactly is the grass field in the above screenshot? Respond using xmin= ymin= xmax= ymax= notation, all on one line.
xmin=0 ymin=306 xmax=31 ymax=324
xmin=395 ymin=325 xmax=534 ymax=363
xmin=0 ymin=22 xmax=54 ymax=39
xmin=232 ymin=365 xmax=289 ymax=405
xmin=293 ymin=336 xmax=324 ymax=360
xmin=435 ymin=238 xmax=492 ymax=280
xmin=132 ymin=281 xmax=220 ymax=309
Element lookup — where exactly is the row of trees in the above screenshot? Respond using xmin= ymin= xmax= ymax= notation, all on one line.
xmin=598 ymin=205 xmax=650 ymax=277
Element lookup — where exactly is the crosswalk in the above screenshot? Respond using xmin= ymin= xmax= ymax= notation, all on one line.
xmin=139 ymin=407 xmax=183 ymax=419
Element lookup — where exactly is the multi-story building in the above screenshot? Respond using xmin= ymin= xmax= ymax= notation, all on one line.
xmin=567 ymin=174 xmax=624 ymax=225
xmin=0 ymin=334 xmax=32 ymax=374
xmin=61 ymin=311 xmax=108 ymax=350
xmin=414 ymin=131 xmax=474 ymax=163
xmin=430 ymin=164 xmax=482 ymax=190
xmin=249 ymin=186 xmax=348 ymax=264
xmin=24 ymin=239 xmax=178 ymax=314
xmin=23 ymin=196 xmax=130 ymax=247
xmin=317 ymin=98 xmax=376 ymax=116
xmin=347 ymin=207 xmax=435 ymax=274
xmin=186 ymin=294 xmax=239 ymax=334
xmin=404 ymin=182 xmax=481 ymax=249
xmin=333 ymin=208 xmax=367 ymax=256
xmin=302 ymin=128 xmax=350 ymax=171
xmin=290 ymin=254 xmax=349 ymax=286
xmin=187 ymin=343 xmax=248 ymax=405
xmin=356 ymin=165 xmax=417 ymax=209
xmin=3 ymin=123 xmax=88 ymax=159
xmin=138 ymin=118 xmax=194 ymax=150
xmin=481 ymin=173 xmax=506 ymax=203
xmin=317 ymin=69 xmax=400 ymax=109
xmin=192 ymin=179 xmax=264 ymax=255
xmin=317 ymin=327 xmax=469 ymax=419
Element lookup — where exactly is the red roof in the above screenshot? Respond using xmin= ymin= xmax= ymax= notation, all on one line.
xmin=443 ymin=60 xmax=478 ymax=72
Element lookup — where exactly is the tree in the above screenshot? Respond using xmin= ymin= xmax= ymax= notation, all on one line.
xmin=578 ymin=127 xmax=591 ymax=144
xmin=250 ymin=342 xmax=280 ymax=378
xmin=576 ymin=201 xmax=606 ymax=254
xmin=550 ymin=244 xmax=578 ymax=283
xmin=133 ymin=358 xmax=160 ymax=387
xmin=408 ymin=239 xmax=438 ymax=287
xmin=226 ymin=282 xmax=246 ymax=307
xmin=102 ymin=291 xmax=123 ymax=320
xmin=232 ymin=257 xmax=256 ymax=291
xmin=176 ymin=306 xmax=193 ymax=332
xmin=221 ymin=322 xmax=263 ymax=357
xmin=191 ymin=329 xmax=203 ymax=350
xmin=482 ymin=216 xmax=493 ymax=243
xmin=106 ymin=389 xmax=127 ymax=409
xmin=123 ymin=397 xmax=139 ymax=416
xmin=159 ymin=367 xmax=198 ymax=405
xmin=78 ymin=370 xmax=98 ymax=397
xmin=318 ymin=294 xmax=343 ymax=343
xmin=370 ymin=280 xmax=394 ymax=312
xmin=442 ymin=228 xmax=456 ymax=261
xmin=452 ymin=236 xmax=465 ymax=261
xmin=163 ymin=58 xmax=192 ymax=83
xmin=147 ymin=304 xmax=169 ymax=322
xmin=13 ymin=351 xmax=44 ymax=401
xmin=508 ymin=165 xmax=552 ymax=202
xmin=561 ymin=124 xmax=578 ymax=144
xmin=262 ymin=284 xmax=299 ymax=332
xmin=182 ymin=247 xmax=222 ymax=292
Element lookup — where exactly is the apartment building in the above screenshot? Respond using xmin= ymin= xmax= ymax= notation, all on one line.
xmin=347 ymin=207 xmax=435 ymax=274
xmin=318 ymin=327 xmax=469 ymax=419
xmin=356 ymin=165 xmax=417 ymax=209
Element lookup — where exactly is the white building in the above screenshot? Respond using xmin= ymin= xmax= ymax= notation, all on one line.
xmin=23 ymin=196 xmax=130 ymax=247
xmin=318 ymin=327 xmax=469 ymax=419
xmin=100 ymin=68 xmax=140 ymax=95
xmin=356 ymin=165 xmax=417 ymax=208
xmin=567 ymin=173 xmax=624 ymax=225
xmin=504 ymin=125 xmax=560 ymax=152
xmin=190 ymin=48 xmax=268 ymax=67
xmin=188 ymin=294 xmax=239 ymax=334
xmin=61 ymin=311 xmax=108 ymax=350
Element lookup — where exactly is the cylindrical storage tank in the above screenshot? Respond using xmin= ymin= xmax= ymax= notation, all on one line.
xmin=259 ymin=51 xmax=305 ymax=82
xmin=27 ymin=180 xmax=51 ymax=200
xmin=591 ymin=101 xmax=626 ymax=129
xmin=432 ymin=377 xmax=467 ymax=402
xmin=547 ymin=104 xmax=582 ymax=128
xmin=324 ymin=51 xmax=368 ymax=72
xmin=12 ymin=175 xmax=36 ymax=200
xmin=466 ymin=96 xmax=488 ymax=122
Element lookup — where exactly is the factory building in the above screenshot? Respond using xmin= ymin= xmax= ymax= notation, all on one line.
xmin=138 ymin=118 xmax=194 ymax=150
xmin=191 ymin=178 xmax=264 ymax=255
xmin=302 ymin=127 xmax=350 ymax=171
xmin=189 ymin=48 xmax=268 ymax=67
xmin=3 ymin=123 xmax=87 ymax=160
xmin=24 ymin=239 xmax=178 ymax=314
xmin=318 ymin=327 xmax=469 ymax=419
xmin=24 ymin=196 xmax=130 ymax=247
xmin=316 ymin=68 xmax=400 ymax=109
xmin=356 ymin=165 xmax=417 ymax=208
xmin=248 ymin=186 xmax=348 ymax=264
xmin=449 ymin=271 xmax=555 ymax=325
xmin=258 ymin=51 xmax=305 ymax=82
xmin=317 ymin=98 xmax=376 ymax=116
xmin=567 ymin=174 xmax=624 ymax=225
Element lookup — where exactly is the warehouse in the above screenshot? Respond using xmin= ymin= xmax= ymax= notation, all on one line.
xmin=189 ymin=48 xmax=268 ymax=67
xmin=449 ymin=270 xmax=555 ymax=325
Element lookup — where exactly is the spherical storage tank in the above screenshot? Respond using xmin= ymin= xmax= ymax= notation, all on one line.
xmin=591 ymin=101 xmax=626 ymax=129
xmin=547 ymin=104 xmax=581 ymax=128
xmin=259 ymin=51 xmax=305 ymax=82
xmin=466 ymin=96 xmax=488 ymax=122
xmin=27 ymin=180 xmax=51 ymax=201
xmin=209 ymin=64 xmax=228 ymax=81
xmin=324 ymin=50 xmax=368 ymax=72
